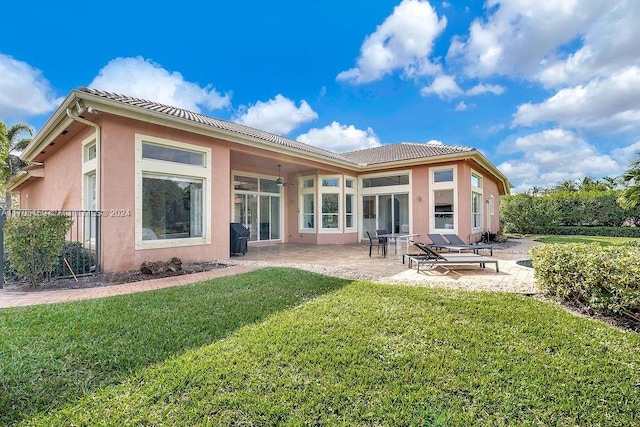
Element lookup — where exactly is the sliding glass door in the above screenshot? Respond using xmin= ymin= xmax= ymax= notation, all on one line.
xmin=362 ymin=193 xmax=409 ymax=237
xmin=233 ymin=175 xmax=281 ymax=242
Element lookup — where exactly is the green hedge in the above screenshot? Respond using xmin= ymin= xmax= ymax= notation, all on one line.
xmin=533 ymin=226 xmax=640 ymax=238
xmin=531 ymin=243 xmax=640 ymax=321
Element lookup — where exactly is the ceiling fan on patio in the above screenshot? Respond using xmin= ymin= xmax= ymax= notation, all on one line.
xmin=276 ymin=164 xmax=293 ymax=187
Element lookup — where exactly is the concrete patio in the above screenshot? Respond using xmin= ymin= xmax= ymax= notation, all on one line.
xmin=233 ymin=238 xmax=538 ymax=294
xmin=0 ymin=238 xmax=539 ymax=308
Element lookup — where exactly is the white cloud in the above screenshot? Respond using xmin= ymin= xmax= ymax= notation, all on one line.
xmin=448 ymin=0 xmax=612 ymax=79
xmin=498 ymin=128 xmax=633 ymax=191
xmin=512 ymin=66 xmax=640 ymax=132
xmin=296 ymin=121 xmax=381 ymax=153
xmin=90 ymin=56 xmax=230 ymax=113
xmin=0 ymin=53 xmax=63 ymax=119
xmin=536 ymin=1 xmax=640 ymax=87
xmin=337 ymin=0 xmax=446 ymax=84
xmin=235 ymin=94 xmax=318 ymax=135
xmin=466 ymin=83 xmax=505 ymax=96
xmin=455 ymin=101 xmax=468 ymax=111
xmin=420 ymin=74 xmax=463 ymax=98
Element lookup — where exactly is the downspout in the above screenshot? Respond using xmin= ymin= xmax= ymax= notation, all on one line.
xmin=65 ymin=102 xmax=101 ymax=210
xmin=66 ymin=102 xmax=102 ymax=272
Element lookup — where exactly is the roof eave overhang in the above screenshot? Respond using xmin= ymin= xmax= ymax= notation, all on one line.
xmin=62 ymin=91 xmax=362 ymax=171
xmin=359 ymin=151 xmax=512 ymax=195
xmin=22 ymin=89 xmax=512 ymax=193
xmin=7 ymin=171 xmax=30 ymax=191
xmin=21 ymin=91 xmax=82 ymax=162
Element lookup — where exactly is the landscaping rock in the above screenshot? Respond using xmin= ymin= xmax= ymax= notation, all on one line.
xmin=167 ymin=257 xmax=183 ymax=273
xmin=140 ymin=258 xmax=184 ymax=275
xmin=140 ymin=261 xmax=169 ymax=275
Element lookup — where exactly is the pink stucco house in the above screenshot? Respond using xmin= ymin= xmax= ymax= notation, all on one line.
xmin=9 ymin=88 xmax=511 ymax=272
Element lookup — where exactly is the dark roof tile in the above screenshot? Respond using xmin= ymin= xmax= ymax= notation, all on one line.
xmin=342 ymin=142 xmax=475 ymax=165
xmin=78 ymin=88 xmax=476 ymax=167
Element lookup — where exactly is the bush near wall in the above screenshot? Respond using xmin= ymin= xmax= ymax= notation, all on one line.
xmin=531 ymin=243 xmax=640 ymax=321
xmin=4 ymin=214 xmax=73 ymax=286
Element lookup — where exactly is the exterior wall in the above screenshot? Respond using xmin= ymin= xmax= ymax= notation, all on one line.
xmin=16 ymin=108 xmax=508 ymax=272
xmin=17 ymin=128 xmax=90 ymax=210
xmin=98 ymin=116 xmax=231 ymax=272
xmin=410 ymin=164 xmax=431 ymax=242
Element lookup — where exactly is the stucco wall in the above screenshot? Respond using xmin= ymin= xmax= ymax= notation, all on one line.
xmin=18 ymin=128 xmax=90 ymax=210
xmin=97 ymin=116 xmax=231 ymax=271
xmin=16 ymin=110 xmax=508 ymax=272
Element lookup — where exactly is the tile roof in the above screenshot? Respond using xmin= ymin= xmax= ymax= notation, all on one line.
xmin=342 ymin=142 xmax=475 ymax=165
xmin=78 ymin=87 xmax=357 ymax=165
xmin=78 ymin=88 xmax=476 ymax=167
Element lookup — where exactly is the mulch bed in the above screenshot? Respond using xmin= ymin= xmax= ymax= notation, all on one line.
xmin=4 ymin=262 xmax=228 ymax=291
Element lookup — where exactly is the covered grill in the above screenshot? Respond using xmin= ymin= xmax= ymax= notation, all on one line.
xmin=230 ymin=223 xmax=250 ymax=255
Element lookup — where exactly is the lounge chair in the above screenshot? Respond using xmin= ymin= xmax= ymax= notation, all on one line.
xmin=367 ymin=231 xmax=387 ymax=257
xmin=407 ymin=242 xmax=499 ymax=273
xmin=443 ymin=234 xmax=494 ymax=256
xmin=427 ymin=233 xmax=493 ymax=256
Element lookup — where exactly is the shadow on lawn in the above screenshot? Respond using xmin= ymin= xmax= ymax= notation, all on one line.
xmin=0 ymin=267 xmax=351 ymax=426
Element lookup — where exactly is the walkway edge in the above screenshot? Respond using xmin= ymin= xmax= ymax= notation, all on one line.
xmin=0 ymin=264 xmax=263 ymax=308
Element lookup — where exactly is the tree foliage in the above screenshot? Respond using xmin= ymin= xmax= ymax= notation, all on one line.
xmin=618 ymin=151 xmax=640 ymax=209
xmin=0 ymin=120 xmax=34 ymax=208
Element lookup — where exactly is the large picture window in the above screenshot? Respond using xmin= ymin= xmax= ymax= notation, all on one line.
xmin=135 ymin=134 xmax=211 ymax=249
xmin=142 ymin=175 xmax=203 ymax=240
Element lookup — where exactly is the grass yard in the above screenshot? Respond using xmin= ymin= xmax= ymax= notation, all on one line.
xmin=534 ymin=235 xmax=640 ymax=246
xmin=2 ymin=268 xmax=639 ymax=425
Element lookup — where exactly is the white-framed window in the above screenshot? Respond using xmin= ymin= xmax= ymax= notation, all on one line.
xmin=299 ymin=175 xmax=315 ymax=232
xmin=489 ymin=195 xmax=495 ymax=216
xmin=471 ymin=170 xmax=483 ymax=231
xmin=430 ymin=166 xmax=457 ymax=232
xmin=319 ymin=175 xmax=341 ymax=231
xmin=472 ymin=192 xmax=482 ymax=230
xmin=359 ymin=171 xmax=411 ymax=238
xmin=82 ymin=136 xmax=98 ymax=211
xmin=135 ymin=134 xmax=211 ymax=249
xmin=345 ymin=177 xmax=356 ymax=230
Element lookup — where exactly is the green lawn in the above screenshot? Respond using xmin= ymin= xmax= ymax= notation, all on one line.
xmin=534 ymin=235 xmax=640 ymax=246
xmin=2 ymin=268 xmax=639 ymax=426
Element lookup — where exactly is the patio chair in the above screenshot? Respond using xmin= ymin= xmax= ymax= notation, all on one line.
xmin=407 ymin=242 xmax=499 ymax=273
xmin=367 ymin=231 xmax=387 ymax=257
xmin=443 ymin=234 xmax=494 ymax=256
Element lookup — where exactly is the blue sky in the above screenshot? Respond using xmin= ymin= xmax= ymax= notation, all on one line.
xmin=2 ymin=0 xmax=639 ymax=192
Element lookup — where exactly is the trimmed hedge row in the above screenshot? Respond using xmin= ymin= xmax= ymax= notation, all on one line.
xmin=531 ymin=243 xmax=640 ymax=321
xmin=532 ymin=226 xmax=640 ymax=238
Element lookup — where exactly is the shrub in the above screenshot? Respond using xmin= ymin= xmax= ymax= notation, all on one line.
xmin=531 ymin=243 xmax=640 ymax=321
xmin=55 ymin=241 xmax=94 ymax=276
xmin=4 ymin=214 xmax=73 ymax=286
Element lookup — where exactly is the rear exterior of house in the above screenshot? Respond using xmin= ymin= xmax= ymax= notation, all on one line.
xmin=9 ymin=88 xmax=511 ymax=272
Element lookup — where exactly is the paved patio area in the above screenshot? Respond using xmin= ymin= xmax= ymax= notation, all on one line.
xmin=0 ymin=238 xmax=538 ymax=308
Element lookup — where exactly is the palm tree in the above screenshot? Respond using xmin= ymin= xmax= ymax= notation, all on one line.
xmin=618 ymin=151 xmax=640 ymax=209
xmin=0 ymin=120 xmax=34 ymax=208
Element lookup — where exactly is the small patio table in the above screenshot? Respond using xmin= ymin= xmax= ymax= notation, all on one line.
xmin=377 ymin=233 xmax=419 ymax=255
